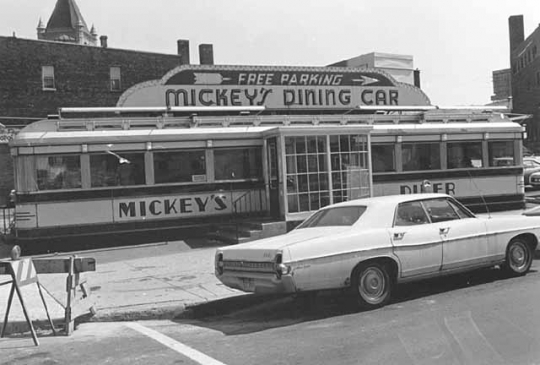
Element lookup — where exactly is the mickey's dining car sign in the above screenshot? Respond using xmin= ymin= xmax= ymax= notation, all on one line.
xmin=117 ymin=65 xmax=431 ymax=111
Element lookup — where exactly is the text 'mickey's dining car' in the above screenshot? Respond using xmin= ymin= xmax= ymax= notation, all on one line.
xmin=3 ymin=65 xmax=528 ymax=244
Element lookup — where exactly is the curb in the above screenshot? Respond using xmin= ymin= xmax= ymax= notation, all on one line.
xmin=84 ymin=293 xmax=282 ymax=323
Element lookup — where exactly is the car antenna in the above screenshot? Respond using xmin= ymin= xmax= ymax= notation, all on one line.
xmin=467 ymin=170 xmax=491 ymax=218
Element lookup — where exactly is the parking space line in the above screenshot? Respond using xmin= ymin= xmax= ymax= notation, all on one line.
xmin=397 ymin=320 xmax=458 ymax=364
xmin=444 ymin=311 xmax=505 ymax=365
xmin=125 ymin=322 xmax=227 ymax=365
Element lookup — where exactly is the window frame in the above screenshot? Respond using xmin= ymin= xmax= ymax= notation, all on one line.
xmin=42 ymin=65 xmax=56 ymax=91
xmin=422 ymin=198 xmax=462 ymax=223
xmin=213 ymin=147 xmax=263 ymax=182
xmin=110 ymin=66 xmax=122 ymax=92
xmin=394 ymin=201 xmax=430 ymax=227
xmin=153 ymin=149 xmax=208 ymax=185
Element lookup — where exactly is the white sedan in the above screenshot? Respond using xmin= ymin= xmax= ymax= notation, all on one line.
xmin=215 ymin=194 xmax=538 ymax=309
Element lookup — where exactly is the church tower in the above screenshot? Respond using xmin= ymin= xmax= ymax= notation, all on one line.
xmin=37 ymin=0 xmax=98 ymax=46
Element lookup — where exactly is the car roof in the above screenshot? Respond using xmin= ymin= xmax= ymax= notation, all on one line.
xmin=322 ymin=193 xmax=451 ymax=210
xmin=313 ymin=193 xmax=453 ymax=229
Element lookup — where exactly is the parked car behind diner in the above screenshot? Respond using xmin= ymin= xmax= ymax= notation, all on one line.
xmin=524 ymin=157 xmax=540 ymax=189
xmin=215 ymin=194 xmax=539 ymax=310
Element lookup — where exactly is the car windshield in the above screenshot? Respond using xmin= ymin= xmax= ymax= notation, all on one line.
xmin=297 ymin=206 xmax=366 ymax=228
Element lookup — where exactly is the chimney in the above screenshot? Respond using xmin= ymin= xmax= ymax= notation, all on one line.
xmin=413 ymin=68 xmax=421 ymax=88
xmin=199 ymin=44 xmax=214 ymax=65
xmin=177 ymin=39 xmax=190 ymax=64
xmin=509 ymin=15 xmax=525 ymax=53
xmin=100 ymin=35 xmax=108 ymax=48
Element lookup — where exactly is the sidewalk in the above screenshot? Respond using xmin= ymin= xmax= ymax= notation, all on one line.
xmin=0 ymin=240 xmax=244 ymax=336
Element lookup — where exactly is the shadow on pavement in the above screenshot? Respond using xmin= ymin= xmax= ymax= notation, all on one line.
xmin=176 ymin=267 xmax=538 ymax=336
xmin=17 ymin=228 xmax=221 ymax=256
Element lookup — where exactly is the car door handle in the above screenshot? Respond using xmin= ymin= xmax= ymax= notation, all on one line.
xmin=439 ymin=227 xmax=450 ymax=235
xmin=393 ymin=232 xmax=406 ymax=240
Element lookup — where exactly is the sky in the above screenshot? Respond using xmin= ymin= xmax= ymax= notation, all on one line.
xmin=1 ymin=0 xmax=539 ymax=106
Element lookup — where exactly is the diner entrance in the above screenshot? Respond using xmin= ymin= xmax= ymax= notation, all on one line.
xmin=263 ymin=126 xmax=373 ymax=222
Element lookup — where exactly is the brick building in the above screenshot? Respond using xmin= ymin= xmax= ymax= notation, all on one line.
xmin=508 ymin=15 xmax=540 ymax=142
xmin=491 ymin=68 xmax=512 ymax=102
xmin=0 ymin=0 xmax=213 ymax=204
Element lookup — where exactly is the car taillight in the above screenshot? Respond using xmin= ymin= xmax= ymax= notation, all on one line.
xmin=216 ymin=252 xmax=224 ymax=275
xmin=274 ymin=252 xmax=290 ymax=279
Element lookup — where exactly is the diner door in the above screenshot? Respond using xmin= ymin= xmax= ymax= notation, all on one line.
xmin=267 ymin=137 xmax=281 ymax=218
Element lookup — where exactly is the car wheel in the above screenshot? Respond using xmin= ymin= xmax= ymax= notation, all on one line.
xmin=352 ymin=262 xmax=393 ymax=310
xmin=503 ymin=238 xmax=533 ymax=276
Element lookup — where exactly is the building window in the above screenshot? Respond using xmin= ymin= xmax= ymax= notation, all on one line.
xmin=329 ymin=135 xmax=370 ymax=204
xmin=90 ymin=152 xmax=145 ymax=187
xmin=285 ymin=136 xmax=330 ymax=213
xmin=371 ymin=144 xmax=396 ymax=172
xmin=154 ymin=150 xmax=206 ymax=183
xmin=36 ymin=155 xmax=81 ymax=190
xmin=402 ymin=143 xmax=441 ymax=171
xmin=42 ymin=66 xmax=55 ymax=90
xmin=214 ymin=148 xmax=262 ymax=180
xmin=488 ymin=141 xmax=515 ymax=167
xmin=447 ymin=142 xmax=483 ymax=169
xmin=110 ymin=67 xmax=121 ymax=91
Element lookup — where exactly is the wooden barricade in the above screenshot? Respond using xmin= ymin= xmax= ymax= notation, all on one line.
xmin=33 ymin=256 xmax=96 ymax=336
xmin=0 ymin=258 xmax=56 ymax=346
xmin=0 ymin=255 xmax=96 ymax=344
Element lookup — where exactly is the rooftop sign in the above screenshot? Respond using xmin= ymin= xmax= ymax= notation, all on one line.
xmin=118 ymin=65 xmax=431 ymax=111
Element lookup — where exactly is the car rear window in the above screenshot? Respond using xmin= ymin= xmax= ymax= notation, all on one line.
xmin=297 ymin=206 xmax=366 ymax=228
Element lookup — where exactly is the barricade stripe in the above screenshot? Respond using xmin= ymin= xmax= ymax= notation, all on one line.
xmin=15 ymin=260 xmax=24 ymax=282
xmin=23 ymin=260 xmax=31 ymax=283
xmin=11 ymin=259 xmax=38 ymax=286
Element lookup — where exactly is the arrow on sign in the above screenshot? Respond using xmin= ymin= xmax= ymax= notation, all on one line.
xmin=194 ymin=73 xmax=232 ymax=85
xmin=351 ymin=76 xmax=380 ymax=86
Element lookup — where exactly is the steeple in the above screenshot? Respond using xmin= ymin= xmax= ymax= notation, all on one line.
xmin=38 ymin=0 xmax=98 ymax=46
xmin=36 ymin=17 xmax=45 ymax=36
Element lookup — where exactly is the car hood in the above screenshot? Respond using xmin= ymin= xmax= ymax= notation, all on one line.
xmin=525 ymin=167 xmax=540 ymax=176
xmin=219 ymin=227 xmax=350 ymax=261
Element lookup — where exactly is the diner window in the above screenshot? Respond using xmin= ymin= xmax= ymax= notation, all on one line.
xmin=285 ymin=136 xmax=329 ymax=213
xmin=110 ymin=67 xmax=121 ymax=91
xmin=42 ymin=66 xmax=55 ymax=90
xmin=154 ymin=150 xmax=206 ymax=183
xmin=330 ymin=134 xmax=370 ymax=204
xmin=90 ymin=152 xmax=145 ymax=187
xmin=36 ymin=155 xmax=81 ymax=190
xmin=488 ymin=141 xmax=515 ymax=167
xmin=371 ymin=144 xmax=396 ymax=172
xmin=214 ymin=148 xmax=262 ymax=180
xmin=402 ymin=143 xmax=441 ymax=171
xmin=447 ymin=142 xmax=483 ymax=169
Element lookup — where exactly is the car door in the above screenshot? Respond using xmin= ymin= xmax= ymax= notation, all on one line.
xmin=422 ymin=198 xmax=488 ymax=272
xmin=390 ymin=201 xmax=443 ymax=278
